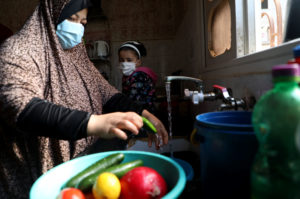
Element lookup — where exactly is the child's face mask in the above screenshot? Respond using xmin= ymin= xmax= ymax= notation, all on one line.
xmin=56 ymin=20 xmax=84 ymax=49
xmin=119 ymin=62 xmax=136 ymax=76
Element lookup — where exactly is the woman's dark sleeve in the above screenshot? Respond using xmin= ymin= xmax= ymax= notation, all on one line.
xmin=17 ymin=97 xmax=90 ymax=140
xmin=103 ymin=93 xmax=145 ymax=114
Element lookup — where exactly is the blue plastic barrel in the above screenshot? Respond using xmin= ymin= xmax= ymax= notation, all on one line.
xmin=195 ymin=111 xmax=258 ymax=199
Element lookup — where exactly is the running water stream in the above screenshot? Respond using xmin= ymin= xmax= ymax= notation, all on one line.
xmin=163 ymin=81 xmax=195 ymax=182
xmin=165 ymin=81 xmax=174 ymax=158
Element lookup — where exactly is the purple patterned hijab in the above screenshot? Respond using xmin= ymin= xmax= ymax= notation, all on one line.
xmin=0 ymin=0 xmax=118 ymax=197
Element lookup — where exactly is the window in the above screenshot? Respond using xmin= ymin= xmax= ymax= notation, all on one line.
xmin=204 ymin=0 xmax=291 ymax=67
xmin=237 ymin=0 xmax=290 ymax=57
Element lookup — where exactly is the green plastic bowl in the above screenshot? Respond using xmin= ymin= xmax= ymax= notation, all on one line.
xmin=30 ymin=150 xmax=186 ymax=199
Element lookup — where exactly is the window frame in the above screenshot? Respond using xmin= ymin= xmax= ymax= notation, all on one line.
xmin=203 ymin=0 xmax=300 ymax=73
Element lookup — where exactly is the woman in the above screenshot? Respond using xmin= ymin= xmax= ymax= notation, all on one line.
xmin=0 ymin=0 xmax=168 ymax=198
xmin=119 ymin=41 xmax=158 ymax=113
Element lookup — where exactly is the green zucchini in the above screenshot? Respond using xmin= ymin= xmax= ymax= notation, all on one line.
xmin=77 ymin=159 xmax=143 ymax=192
xmin=62 ymin=153 xmax=125 ymax=189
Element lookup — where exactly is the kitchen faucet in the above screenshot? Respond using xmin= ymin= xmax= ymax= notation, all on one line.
xmin=165 ymin=76 xmax=203 ymax=90
xmin=165 ymin=76 xmax=255 ymax=110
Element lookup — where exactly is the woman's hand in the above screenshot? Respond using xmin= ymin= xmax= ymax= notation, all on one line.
xmin=86 ymin=112 xmax=143 ymax=140
xmin=142 ymin=110 xmax=169 ymax=149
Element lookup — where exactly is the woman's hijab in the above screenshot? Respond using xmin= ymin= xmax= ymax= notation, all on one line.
xmin=0 ymin=0 xmax=118 ymax=197
xmin=58 ymin=0 xmax=92 ymax=25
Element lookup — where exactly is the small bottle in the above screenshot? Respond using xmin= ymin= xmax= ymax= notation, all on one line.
xmin=251 ymin=64 xmax=300 ymax=199
xmin=288 ymin=45 xmax=300 ymax=64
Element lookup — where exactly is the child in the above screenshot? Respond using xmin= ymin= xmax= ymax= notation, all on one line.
xmin=118 ymin=41 xmax=158 ymax=113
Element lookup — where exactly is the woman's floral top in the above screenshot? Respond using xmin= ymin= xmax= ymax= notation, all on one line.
xmin=122 ymin=70 xmax=156 ymax=112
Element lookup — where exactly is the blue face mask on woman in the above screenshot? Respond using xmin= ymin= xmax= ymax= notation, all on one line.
xmin=56 ymin=19 xmax=84 ymax=49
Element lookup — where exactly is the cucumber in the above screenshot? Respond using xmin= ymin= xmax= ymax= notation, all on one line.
xmin=77 ymin=159 xmax=143 ymax=192
xmin=62 ymin=153 xmax=125 ymax=189
xmin=102 ymin=159 xmax=143 ymax=178
xmin=142 ymin=116 xmax=157 ymax=134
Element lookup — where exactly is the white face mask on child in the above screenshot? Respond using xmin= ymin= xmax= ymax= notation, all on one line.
xmin=119 ymin=62 xmax=136 ymax=76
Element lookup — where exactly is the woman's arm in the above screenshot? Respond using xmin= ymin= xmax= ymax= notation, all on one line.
xmin=17 ymin=94 xmax=168 ymax=148
xmin=17 ymin=95 xmax=144 ymax=141
xmin=17 ymin=97 xmax=90 ymax=140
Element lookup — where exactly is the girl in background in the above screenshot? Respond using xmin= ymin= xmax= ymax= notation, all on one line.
xmin=119 ymin=41 xmax=158 ymax=113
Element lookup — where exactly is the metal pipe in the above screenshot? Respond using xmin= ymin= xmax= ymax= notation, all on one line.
xmin=165 ymin=76 xmax=203 ymax=83
xmin=165 ymin=76 xmax=203 ymax=90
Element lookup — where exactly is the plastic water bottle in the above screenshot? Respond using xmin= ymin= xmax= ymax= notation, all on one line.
xmin=251 ymin=64 xmax=300 ymax=199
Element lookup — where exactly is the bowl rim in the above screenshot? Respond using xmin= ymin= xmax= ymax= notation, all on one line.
xmin=30 ymin=150 xmax=186 ymax=199
xmin=171 ymin=157 xmax=194 ymax=181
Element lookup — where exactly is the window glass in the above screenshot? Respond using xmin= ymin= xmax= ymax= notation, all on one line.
xmin=237 ymin=0 xmax=290 ymax=57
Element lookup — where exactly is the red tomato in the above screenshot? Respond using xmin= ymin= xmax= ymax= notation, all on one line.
xmin=120 ymin=166 xmax=167 ymax=199
xmin=57 ymin=188 xmax=85 ymax=199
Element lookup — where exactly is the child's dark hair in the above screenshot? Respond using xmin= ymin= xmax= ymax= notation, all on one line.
xmin=118 ymin=41 xmax=147 ymax=59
